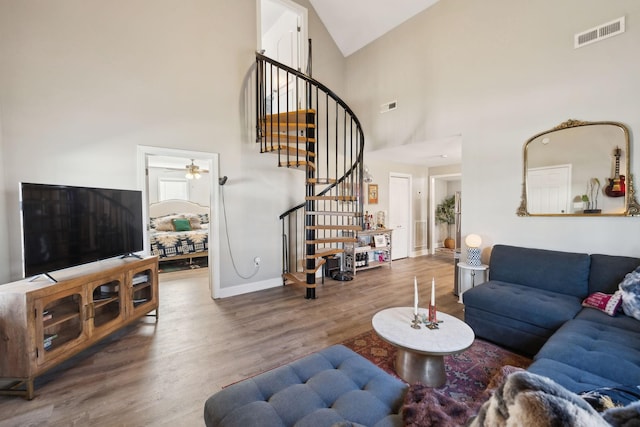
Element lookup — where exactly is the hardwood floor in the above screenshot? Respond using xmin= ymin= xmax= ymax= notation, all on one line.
xmin=0 ymin=253 xmax=462 ymax=426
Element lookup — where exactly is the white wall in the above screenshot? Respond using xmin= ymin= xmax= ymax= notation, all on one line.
xmin=363 ymin=158 xmax=430 ymax=254
xmin=0 ymin=116 xmax=7 ymax=275
xmin=5 ymin=0 xmax=638 ymax=290
xmin=346 ymin=0 xmax=640 ymax=259
xmin=0 ymin=0 xmax=346 ymax=290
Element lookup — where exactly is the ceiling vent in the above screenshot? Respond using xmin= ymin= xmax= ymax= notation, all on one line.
xmin=380 ymin=100 xmax=397 ymax=114
xmin=574 ymin=16 xmax=625 ymax=49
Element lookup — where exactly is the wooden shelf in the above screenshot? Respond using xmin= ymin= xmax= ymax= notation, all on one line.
xmin=93 ymin=296 xmax=119 ymax=309
xmin=344 ymin=229 xmax=392 ymax=276
xmin=44 ymin=308 xmax=80 ymax=329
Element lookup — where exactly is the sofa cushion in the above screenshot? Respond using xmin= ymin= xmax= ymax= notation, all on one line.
xmin=463 ymin=281 xmax=583 ymax=356
xmin=464 ymin=281 xmax=582 ymax=331
xmin=528 ymin=357 xmax=622 ymax=393
xmin=463 ymin=306 xmax=550 ymax=356
xmin=575 ymin=307 xmax=640 ymax=333
xmin=588 ymin=254 xmax=640 ymax=294
xmin=533 ymin=319 xmax=640 ymax=389
xmin=203 ymin=345 xmax=407 ymax=427
xmin=489 ymin=245 xmax=590 ymax=297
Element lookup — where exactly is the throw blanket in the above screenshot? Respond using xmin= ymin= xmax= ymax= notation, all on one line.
xmin=403 ymin=365 xmax=523 ymax=427
xmin=470 ymin=371 xmax=640 ymax=427
xmin=404 ymin=369 xmax=640 ymax=426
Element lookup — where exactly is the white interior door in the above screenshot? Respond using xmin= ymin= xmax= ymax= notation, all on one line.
xmin=527 ymin=165 xmax=571 ymax=214
xmin=259 ymin=0 xmax=308 ymax=111
xmin=389 ymin=174 xmax=411 ymax=260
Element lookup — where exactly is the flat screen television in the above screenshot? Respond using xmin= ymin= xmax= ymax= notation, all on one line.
xmin=20 ymin=182 xmax=144 ymax=278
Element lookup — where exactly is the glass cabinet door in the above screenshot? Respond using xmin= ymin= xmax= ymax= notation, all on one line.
xmin=89 ymin=278 xmax=123 ymax=330
xmin=128 ymin=265 xmax=158 ymax=317
xmin=36 ymin=291 xmax=85 ymax=364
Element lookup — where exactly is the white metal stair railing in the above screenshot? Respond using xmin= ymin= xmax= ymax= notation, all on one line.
xmin=256 ymin=52 xmax=365 ymax=299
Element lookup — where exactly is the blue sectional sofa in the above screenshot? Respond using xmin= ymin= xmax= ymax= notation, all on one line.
xmin=463 ymin=244 xmax=640 ymax=393
xmin=203 ymin=244 xmax=640 ymax=425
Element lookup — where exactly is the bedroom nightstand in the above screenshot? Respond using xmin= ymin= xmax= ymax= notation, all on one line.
xmin=457 ymin=262 xmax=489 ymax=303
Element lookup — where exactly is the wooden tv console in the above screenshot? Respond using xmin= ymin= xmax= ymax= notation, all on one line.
xmin=0 ymin=256 xmax=158 ymax=399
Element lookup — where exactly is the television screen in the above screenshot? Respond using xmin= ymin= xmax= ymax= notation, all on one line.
xmin=20 ymin=183 xmax=144 ymax=278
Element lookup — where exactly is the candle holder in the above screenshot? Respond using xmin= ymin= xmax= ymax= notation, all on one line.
xmin=428 ymin=304 xmax=437 ymax=323
xmin=411 ymin=313 xmax=421 ymax=329
xmin=421 ymin=313 xmax=444 ymax=329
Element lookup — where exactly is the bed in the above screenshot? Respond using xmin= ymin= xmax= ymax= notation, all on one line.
xmin=148 ymin=199 xmax=209 ymax=263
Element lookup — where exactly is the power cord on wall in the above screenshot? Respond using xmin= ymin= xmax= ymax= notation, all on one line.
xmin=220 ymin=178 xmax=260 ymax=279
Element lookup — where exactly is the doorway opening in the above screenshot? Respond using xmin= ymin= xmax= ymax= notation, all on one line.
xmin=430 ymin=173 xmax=461 ymax=295
xmin=137 ymin=146 xmax=221 ymax=299
xmin=430 ymin=173 xmax=461 ymax=255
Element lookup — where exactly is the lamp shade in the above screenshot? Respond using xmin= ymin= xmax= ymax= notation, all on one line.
xmin=465 ymin=234 xmax=482 ymax=248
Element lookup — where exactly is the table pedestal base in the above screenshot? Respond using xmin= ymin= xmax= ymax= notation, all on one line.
xmin=395 ymin=349 xmax=446 ymax=387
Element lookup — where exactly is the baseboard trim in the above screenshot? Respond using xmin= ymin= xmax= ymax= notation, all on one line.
xmin=216 ymin=277 xmax=282 ymax=298
xmin=411 ymin=248 xmax=431 ymax=257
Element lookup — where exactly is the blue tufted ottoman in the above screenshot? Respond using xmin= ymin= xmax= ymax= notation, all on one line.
xmin=204 ymin=345 xmax=408 ymax=427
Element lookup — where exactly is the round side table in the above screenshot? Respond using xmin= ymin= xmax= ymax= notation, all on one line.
xmin=457 ymin=262 xmax=489 ymax=303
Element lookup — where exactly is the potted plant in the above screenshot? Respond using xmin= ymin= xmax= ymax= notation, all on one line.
xmin=435 ymin=195 xmax=456 ymax=249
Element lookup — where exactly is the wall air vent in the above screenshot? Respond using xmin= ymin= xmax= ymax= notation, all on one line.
xmin=575 ymin=16 xmax=625 ymax=49
xmin=380 ymin=100 xmax=397 ymax=113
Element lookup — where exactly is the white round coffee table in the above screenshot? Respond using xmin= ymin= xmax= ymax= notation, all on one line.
xmin=372 ymin=307 xmax=475 ymax=386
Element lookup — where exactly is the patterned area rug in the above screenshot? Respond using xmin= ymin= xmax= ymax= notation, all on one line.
xmin=342 ymin=329 xmax=531 ymax=405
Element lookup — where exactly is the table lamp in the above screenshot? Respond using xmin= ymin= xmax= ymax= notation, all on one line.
xmin=465 ymin=234 xmax=482 ymax=266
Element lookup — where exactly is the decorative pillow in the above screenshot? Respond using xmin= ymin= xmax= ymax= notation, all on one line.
xmin=182 ymin=213 xmax=202 ymax=230
xmin=152 ymin=214 xmax=202 ymax=231
xmin=198 ymin=213 xmax=209 ymax=225
xmin=582 ymin=292 xmax=623 ymax=316
xmin=153 ymin=216 xmax=177 ymax=231
xmin=619 ymin=266 xmax=640 ymax=321
xmin=172 ymin=218 xmax=191 ymax=232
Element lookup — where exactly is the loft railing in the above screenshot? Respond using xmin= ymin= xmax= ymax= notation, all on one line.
xmin=256 ymin=53 xmax=365 ymax=298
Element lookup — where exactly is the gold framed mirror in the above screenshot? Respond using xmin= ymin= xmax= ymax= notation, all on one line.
xmin=517 ymin=119 xmax=640 ymax=216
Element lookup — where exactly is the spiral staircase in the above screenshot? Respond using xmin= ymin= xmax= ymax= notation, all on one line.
xmin=256 ymin=53 xmax=365 ymax=299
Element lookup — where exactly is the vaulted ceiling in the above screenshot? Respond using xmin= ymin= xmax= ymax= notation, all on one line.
xmin=309 ymin=0 xmax=440 ymax=57
xmin=307 ymin=0 xmax=459 ymax=167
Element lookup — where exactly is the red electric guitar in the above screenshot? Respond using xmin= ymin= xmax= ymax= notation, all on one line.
xmin=604 ymin=147 xmax=625 ymax=197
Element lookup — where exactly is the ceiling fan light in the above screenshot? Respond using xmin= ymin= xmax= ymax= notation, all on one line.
xmin=185 ymin=160 xmax=201 ymax=180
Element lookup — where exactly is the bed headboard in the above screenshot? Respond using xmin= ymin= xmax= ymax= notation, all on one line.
xmin=149 ymin=199 xmax=210 ymax=217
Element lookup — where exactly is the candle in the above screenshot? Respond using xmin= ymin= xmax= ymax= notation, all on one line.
xmin=429 ymin=277 xmax=437 ymax=323
xmin=414 ymin=276 xmax=418 ymax=316
xmin=431 ymin=277 xmax=435 ymax=306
